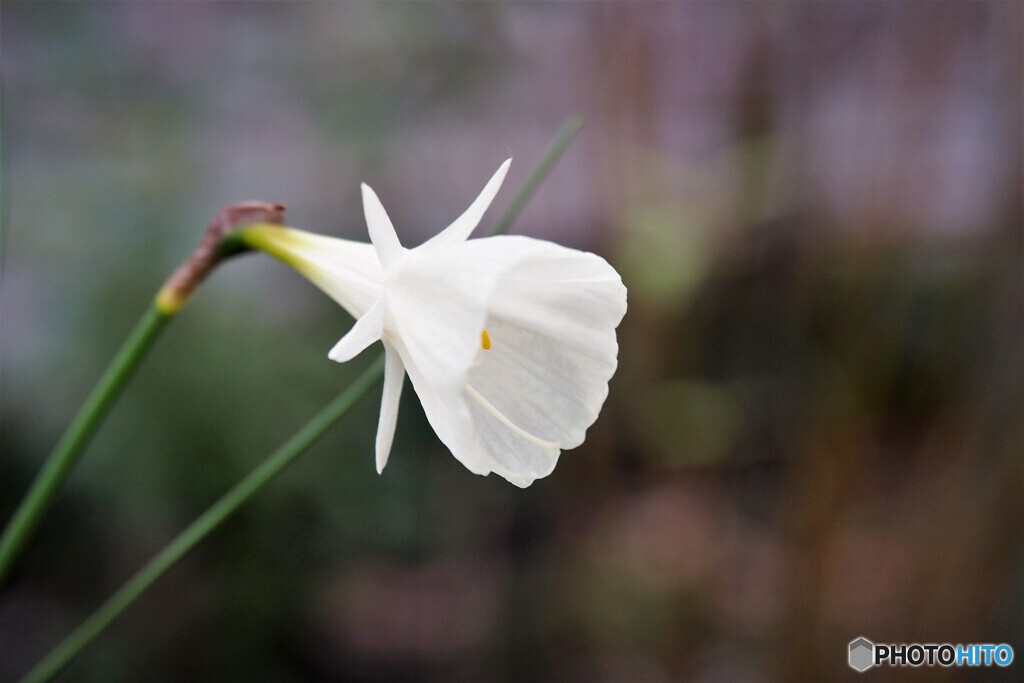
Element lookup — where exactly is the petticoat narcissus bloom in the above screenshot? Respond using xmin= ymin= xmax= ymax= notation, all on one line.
xmin=242 ymin=159 xmax=627 ymax=487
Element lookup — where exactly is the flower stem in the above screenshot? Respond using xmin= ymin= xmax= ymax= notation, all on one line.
xmin=0 ymin=203 xmax=286 ymax=585
xmin=0 ymin=305 xmax=170 ymax=585
xmin=17 ymin=355 xmax=385 ymax=683
xmin=17 ymin=115 xmax=584 ymax=682
xmin=490 ymin=114 xmax=583 ymax=236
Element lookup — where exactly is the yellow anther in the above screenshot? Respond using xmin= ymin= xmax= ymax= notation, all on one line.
xmin=481 ymin=329 xmax=492 ymax=350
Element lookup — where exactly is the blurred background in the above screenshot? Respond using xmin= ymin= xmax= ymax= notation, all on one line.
xmin=1 ymin=3 xmax=1022 ymax=681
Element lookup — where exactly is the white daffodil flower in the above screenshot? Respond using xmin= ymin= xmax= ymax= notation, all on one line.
xmin=243 ymin=160 xmax=627 ymax=487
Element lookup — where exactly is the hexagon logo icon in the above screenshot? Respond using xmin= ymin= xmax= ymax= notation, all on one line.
xmin=848 ymin=637 xmax=875 ymax=672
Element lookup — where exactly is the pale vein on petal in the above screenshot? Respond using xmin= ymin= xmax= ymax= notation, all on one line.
xmin=464 ymin=383 xmax=559 ymax=453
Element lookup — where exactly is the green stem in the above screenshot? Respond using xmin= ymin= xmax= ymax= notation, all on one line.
xmin=0 ymin=202 xmax=284 ymax=585
xmin=0 ymin=305 xmax=170 ymax=585
xmin=18 ymin=114 xmax=584 ymax=683
xmin=18 ymin=355 xmax=385 ymax=683
xmin=490 ymin=114 xmax=583 ymax=236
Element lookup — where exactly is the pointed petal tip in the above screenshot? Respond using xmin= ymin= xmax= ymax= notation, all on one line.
xmin=327 ymin=345 xmax=363 ymax=363
xmin=327 ymin=302 xmax=384 ymax=363
xmin=495 ymin=158 xmax=512 ymax=180
xmin=361 ymin=183 xmax=384 ymax=206
xmin=375 ymin=444 xmax=390 ymax=474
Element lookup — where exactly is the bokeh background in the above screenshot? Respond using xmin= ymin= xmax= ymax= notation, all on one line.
xmin=2 ymin=3 xmax=1022 ymax=682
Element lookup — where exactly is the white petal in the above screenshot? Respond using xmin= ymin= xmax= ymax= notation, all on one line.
xmin=327 ymin=299 xmax=384 ymax=362
xmin=464 ymin=382 xmax=560 ymax=488
xmin=361 ymin=183 xmax=405 ymax=271
xmin=464 ymin=236 xmax=625 ymax=485
xmin=382 ymin=250 xmax=501 ymax=476
xmin=421 ymin=159 xmax=511 ymax=249
xmin=389 ymin=333 xmax=489 ymax=476
xmin=375 ymin=342 xmax=405 ymax=473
